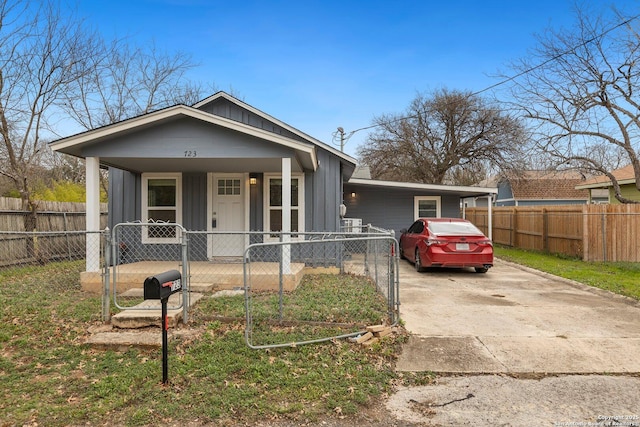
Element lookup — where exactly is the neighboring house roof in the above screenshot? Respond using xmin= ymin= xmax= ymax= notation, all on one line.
xmin=351 ymin=165 xmax=372 ymax=179
xmin=501 ymin=170 xmax=590 ymax=201
xmin=347 ymin=177 xmax=497 ymax=198
xmin=575 ymin=165 xmax=636 ymax=189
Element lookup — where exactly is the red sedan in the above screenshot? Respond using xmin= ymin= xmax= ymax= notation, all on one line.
xmin=399 ymin=218 xmax=493 ymax=273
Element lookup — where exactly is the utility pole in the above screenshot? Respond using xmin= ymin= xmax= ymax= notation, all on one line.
xmin=337 ymin=127 xmax=345 ymax=152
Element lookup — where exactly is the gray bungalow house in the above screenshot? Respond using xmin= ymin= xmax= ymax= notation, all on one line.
xmin=50 ymin=92 xmax=356 ymax=275
xmin=50 ymin=91 xmax=497 ymax=280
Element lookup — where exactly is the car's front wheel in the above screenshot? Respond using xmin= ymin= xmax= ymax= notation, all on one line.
xmin=415 ymin=249 xmax=426 ymax=272
xmin=475 ymin=267 xmax=489 ymax=273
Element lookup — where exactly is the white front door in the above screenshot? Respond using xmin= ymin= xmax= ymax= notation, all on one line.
xmin=208 ymin=174 xmax=246 ymax=257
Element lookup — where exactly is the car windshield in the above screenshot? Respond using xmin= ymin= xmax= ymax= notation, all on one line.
xmin=427 ymin=221 xmax=484 ymax=236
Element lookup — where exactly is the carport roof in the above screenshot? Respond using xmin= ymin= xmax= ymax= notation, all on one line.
xmin=346 ymin=178 xmax=497 ymax=198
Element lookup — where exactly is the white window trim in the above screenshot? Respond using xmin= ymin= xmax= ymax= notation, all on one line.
xmin=142 ymin=173 xmax=182 ymax=244
xmin=264 ymin=172 xmax=305 ymax=241
xmin=414 ymin=196 xmax=441 ymax=220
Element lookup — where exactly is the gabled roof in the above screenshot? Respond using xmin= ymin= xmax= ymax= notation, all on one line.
xmin=575 ymin=165 xmax=637 ymax=189
xmin=50 ymin=91 xmax=364 ymax=175
xmin=194 ymin=92 xmax=356 ymax=167
xmin=50 ymin=102 xmax=319 ymax=171
xmin=500 ymin=170 xmax=589 ymax=200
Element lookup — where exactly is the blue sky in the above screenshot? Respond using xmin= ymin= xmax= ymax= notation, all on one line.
xmin=75 ymin=0 xmax=635 ymax=159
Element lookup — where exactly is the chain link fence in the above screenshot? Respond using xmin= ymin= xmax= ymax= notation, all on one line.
xmin=242 ymin=231 xmax=399 ymax=349
xmin=108 ymin=222 xmax=188 ymax=318
xmin=1 ymin=223 xmax=399 ymax=349
xmin=0 ymin=229 xmax=104 ymax=289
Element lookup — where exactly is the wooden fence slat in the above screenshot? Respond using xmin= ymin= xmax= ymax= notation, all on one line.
xmin=466 ymin=204 xmax=640 ymax=262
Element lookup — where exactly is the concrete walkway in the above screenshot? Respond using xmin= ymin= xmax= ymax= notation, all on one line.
xmin=396 ymin=258 xmax=640 ymax=374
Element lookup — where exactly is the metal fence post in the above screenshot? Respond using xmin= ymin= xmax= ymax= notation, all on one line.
xmin=278 ymin=233 xmax=284 ymax=321
xmin=181 ymin=230 xmax=189 ymax=324
xmin=102 ymin=228 xmax=111 ymax=323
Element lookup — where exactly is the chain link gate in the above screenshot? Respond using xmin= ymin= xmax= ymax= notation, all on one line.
xmin=106 ymin=222 xmax=189 ymax=321
xmin=242 ymin=232 xmax=399 ymax=349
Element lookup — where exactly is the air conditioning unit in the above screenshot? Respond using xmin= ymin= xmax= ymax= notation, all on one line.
xmin=343 ymin=218 xmax=362 ymax=233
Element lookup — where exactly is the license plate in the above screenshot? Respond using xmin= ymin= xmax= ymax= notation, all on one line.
xmin=456 ymin=243 xmax=470 ymax=251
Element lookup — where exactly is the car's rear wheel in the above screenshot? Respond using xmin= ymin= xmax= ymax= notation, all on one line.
xmin=475 ymin=267 xmax=489 ymax=273
xmin=415 ymin=249 xmax=425 ymax=272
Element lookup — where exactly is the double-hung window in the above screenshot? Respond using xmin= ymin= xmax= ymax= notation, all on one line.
xmin=142 ymin=173 xmax=182 ymax=243
xmin=414 ymin=196 xmax=441 ymax=219
xmin=265 ymin=174 xmax=304 ymax=239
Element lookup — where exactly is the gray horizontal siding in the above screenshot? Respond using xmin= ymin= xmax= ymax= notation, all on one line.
xmin=83 ymin=117 xmax=294 ymax=160
xmin=343 ymin=184 xmax=462 ymax=239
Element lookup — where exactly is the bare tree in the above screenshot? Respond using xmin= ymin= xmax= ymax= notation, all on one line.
xmin=0 ymin=0 xmax=206 ymax=243
xmin=61 ymin=40 xmax=206 ymax=131
xmin=358 ymin=89 xmax=526 ymax=185
xmin=504 ymin=5 xmax=640 ymax=203
xmin=0 ymin=0 xmax=97 ymax=221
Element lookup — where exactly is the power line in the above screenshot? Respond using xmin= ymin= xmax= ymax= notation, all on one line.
xmin=334 ymin=12 xmax=640 ymax=151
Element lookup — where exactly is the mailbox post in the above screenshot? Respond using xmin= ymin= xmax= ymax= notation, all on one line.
xmin=143 ymin=270 xmax=182 ymax=384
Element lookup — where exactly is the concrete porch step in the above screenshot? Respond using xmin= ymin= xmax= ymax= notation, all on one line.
xmin=111 ymin=292 xmax=204 ymax=329
xmin=86 ymin=330 xmax=162 ymax=350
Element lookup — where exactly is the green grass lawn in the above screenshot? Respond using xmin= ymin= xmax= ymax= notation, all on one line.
xmin=495 ymin=246 xmax=640 ymax=300
xmin=0 ymin=261 xmax=430 ymax=426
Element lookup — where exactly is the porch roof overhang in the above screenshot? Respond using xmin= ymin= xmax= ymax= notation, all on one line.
xmin=345 ymin=178 xmax=498 ymax=198
xmin=49 ymin=105 xmax=318 ymax=173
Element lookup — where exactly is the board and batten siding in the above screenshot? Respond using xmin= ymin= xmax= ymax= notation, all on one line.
xmin=199 ymin=97 xmax=310 ymax=145
xmin=108 ymin=168 xmax=140 ymax=230
xmin=304 ymin=149 xmax=342 ymax=232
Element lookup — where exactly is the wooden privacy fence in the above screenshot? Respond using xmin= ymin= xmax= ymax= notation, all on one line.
xmin=0 ymin=197 xmax=107 ymax=268
xmin=0 ymin=197 xmax=108 ymax=231
xmin=465 ymin=204 xmax=640 ymax=262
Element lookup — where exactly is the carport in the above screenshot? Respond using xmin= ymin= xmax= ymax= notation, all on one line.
xmin=343 ymin=177 xmax=496 ymax=240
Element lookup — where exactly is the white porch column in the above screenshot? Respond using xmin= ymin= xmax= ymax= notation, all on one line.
xmin=487 ymin=194 xmax=493 ymax=241
xmin=86 ymin=157 xmax=101 ymax=272
xmin=282 ymin=157 xmax=291 ymax=274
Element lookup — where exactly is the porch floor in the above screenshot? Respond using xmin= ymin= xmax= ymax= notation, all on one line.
xmin=80 ymin=260 xmax=307 ymax=293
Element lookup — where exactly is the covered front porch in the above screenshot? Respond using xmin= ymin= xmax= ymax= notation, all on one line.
xmin=81 ymin=259 xmax=308 ymax=295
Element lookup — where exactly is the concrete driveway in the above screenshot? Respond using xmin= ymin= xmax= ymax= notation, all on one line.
xmin=396 ymin=258 xmax=640 ymax=374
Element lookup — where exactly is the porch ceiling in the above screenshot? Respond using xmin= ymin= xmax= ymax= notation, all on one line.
xmin=98 ymin=157 xmax=305 ymax=174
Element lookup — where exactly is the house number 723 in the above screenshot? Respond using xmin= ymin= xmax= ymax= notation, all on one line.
xmin=184 ymin=150 xmax=197 ymax=157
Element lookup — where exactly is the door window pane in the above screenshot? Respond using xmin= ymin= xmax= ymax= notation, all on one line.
xmin=218 ymin=179 xmax=241 ymax=195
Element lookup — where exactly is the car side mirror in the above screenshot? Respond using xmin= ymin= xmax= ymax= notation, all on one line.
xmin=400 ymin=228 xmax=407 ymax=234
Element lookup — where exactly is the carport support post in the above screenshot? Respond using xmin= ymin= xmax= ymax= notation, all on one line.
xmin=486 ymin=194 xmax=493 ymax=241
